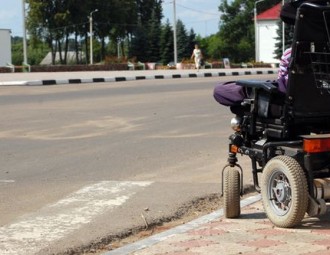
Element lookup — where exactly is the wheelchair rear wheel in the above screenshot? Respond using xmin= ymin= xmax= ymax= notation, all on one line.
xmin=261 ymin=156 xmax=308 ymax=228
xmin=223 ymin=167 xmax=241 ymax=218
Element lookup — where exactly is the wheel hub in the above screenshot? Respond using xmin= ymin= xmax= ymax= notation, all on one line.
xmin=273 ymin=181 xmax=289 ymax=203
xmin=269 ymin=172 xmax=292 ymax=215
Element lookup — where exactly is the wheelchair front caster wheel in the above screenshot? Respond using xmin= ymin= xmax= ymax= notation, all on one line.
xmin=261 ymin=156 xmax=309 ymax=228
xmin=223 ymin=167 xmax=241 ymax=218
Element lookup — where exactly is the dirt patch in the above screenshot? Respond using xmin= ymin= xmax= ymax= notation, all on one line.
xmin=71 ymin=187 xmax=257 ymax=255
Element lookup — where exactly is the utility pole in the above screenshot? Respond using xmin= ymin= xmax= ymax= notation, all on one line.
xmin=89 ymin=9 xmax=98 ymax=65
xmin=282 ymin=0 xmax=285 ymax=54
xmin=173 ymin=0 xmax=178 ymax=65
xmin=117 ymin=38 xmax=121 ymax=59
xmin=22 ymin=0 xmax=28 ymax=65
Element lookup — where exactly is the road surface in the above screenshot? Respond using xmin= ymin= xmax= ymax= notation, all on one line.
xmin=0 ymin=74 xmax=275 ymax=254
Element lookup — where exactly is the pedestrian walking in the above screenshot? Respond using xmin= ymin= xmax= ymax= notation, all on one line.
xmin=191 ymin=44 xmax=203 ymax=71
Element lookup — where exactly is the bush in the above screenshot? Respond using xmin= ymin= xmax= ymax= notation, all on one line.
xmin=104 ymin=56 xmax=128 ymax=64
xmin=0 ymin=67 xmax=11 ymax=73
xmin=211 ymin=61 xmax=224 ymax=68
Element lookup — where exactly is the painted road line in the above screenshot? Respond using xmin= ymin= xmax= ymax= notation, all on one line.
xmin=0 ymin=181 xmax=152 ymax=255
xmin=0 ymin=180 xmax=15 ymax=183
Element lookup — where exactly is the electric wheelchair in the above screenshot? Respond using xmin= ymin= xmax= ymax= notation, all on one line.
xmin=222 ymin=2 xmax=330 ymax=228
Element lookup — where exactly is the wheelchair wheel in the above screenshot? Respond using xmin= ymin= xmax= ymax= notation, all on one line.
xmin=223 ymin=167 xmax=241 ymax=218
xmin=261 ymin=156 xmax=308 ymax=228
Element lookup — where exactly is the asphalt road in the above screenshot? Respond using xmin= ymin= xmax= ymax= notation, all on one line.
xmin=0 ymin=74 xmax=275 ymax=254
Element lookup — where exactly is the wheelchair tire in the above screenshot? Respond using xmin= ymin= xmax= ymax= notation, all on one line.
xmin=261 ymin=156 xmax=308 ymax=228
xmin=223 ymin=167 xmax=241 ymax=218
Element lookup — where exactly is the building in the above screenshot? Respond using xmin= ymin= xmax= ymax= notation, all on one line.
xmin=256 ymin=3 xmax=281 ymax=64
xmin=40 ymin=51 xmax=85 ymax=65
xmin=0 ymin=29 xmax=12 ymax=67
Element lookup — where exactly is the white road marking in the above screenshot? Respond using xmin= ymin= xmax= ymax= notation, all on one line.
xmin=0 ymin=180 xmax=15 ymax=183
xmin=0 ymin=181 xmax=152 ymax=255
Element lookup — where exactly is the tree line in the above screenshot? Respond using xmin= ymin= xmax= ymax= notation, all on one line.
xmin=25 ymin=0 xmax=198 ymax=65
xmin=15 ymin=0 xmax=285 ymax=66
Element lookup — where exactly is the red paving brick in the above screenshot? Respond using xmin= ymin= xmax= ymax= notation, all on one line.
xmin=187 ymin=228 xmax=226 ymax=236
xmin=174 ymin=239 xmax=216 ymax=249
xmin=241 ymin=239 xmax=285 ymax=248
xmin=252 ymin=228 xmax=288 ymax=235
xmin=313 ymin=239 xmax=330 ymax=246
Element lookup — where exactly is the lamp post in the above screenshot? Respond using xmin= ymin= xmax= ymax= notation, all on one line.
xmin=254 ymin=0 xmax=265 ymax=62
xmin=89 ymin=9 xmax=98 ymax=65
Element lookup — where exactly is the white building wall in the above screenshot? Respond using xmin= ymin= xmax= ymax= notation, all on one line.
xmin=0 ymin=29 xmax=12 ymax=67
xmin=257 ymin=20 xmax=278 ymax=64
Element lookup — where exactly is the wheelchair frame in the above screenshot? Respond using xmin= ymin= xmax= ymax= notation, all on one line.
xmin=222 ymin=2 xmax=330 ymax=228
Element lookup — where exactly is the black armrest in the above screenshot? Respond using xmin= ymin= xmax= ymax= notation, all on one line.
xmin=236 ymin=80 xmax=278 ymax=93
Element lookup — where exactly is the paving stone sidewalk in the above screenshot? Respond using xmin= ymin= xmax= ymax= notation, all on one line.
xmin=107 ymin=195 xmax=330 ymax=255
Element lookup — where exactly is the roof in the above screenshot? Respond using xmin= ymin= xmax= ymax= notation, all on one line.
xmin=256 ymin=3 xmax=281 ymax=20
xmin=40 ymin=51 xmax=85 ymax=65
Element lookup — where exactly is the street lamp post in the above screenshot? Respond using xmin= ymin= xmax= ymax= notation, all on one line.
xmin=254 ymin=0 xmax=265 ymax=62
xmin=89 ymin=9 xmax=98 ymax=65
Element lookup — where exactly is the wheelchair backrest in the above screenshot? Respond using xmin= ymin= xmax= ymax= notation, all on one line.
xmin=287 ymin=2 xmax=330 ymax=118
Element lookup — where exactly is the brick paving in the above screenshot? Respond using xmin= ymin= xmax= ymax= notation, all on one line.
xmin=125 ymin=198 xmax=330 ymax=255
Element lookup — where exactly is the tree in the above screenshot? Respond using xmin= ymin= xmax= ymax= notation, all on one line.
xmin=146 ymin=8 xmax=162 ymax=62
xmin=12 ymin=36 xmax=49 ymax=65
xmin=218 ymin=0 xmax=255 ymax=62
xmin=218 ymin=0 xmax=280 ymax=62
xmin=25 ymin=0 xmax=223 ymax=65
xmin=129 ymin=20 xmax=148 ymax=61
xmin=27 ymin=0 xmax=81 ymax=64
xmin=187 ymin=29 xmax=197 ymax=56
xmin=176 ymin=19 xmax=189 ymax=61
xmin=11 ymin=37 xmax=24 ymax=65
xmin=93 ymin=0 xmax=137 ymax=60
xmin=160 ymin=20 xmax=173 ymax=64
xmin=274 ymin=20 xmax=294 ymax=59
xmin=27 ymin=0 xmax=141 ymax=64
xmin=129 ymin=0 xmax=163 ymax=62
xmin=204 ymin=33 xmax=223 ymax=60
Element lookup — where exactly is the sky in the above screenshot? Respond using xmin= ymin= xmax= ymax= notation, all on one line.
xmin=0 ymin=0 xmax=220 ymax=38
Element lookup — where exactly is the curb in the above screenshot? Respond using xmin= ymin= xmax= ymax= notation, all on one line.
xmin=0 ymin=70 xmax=276 ymax=86
xmin=104 ymin=194 xmax=261 ymax=255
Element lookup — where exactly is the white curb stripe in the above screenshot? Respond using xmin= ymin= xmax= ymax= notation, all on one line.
xmin=0 ymin=181 xmax=152 ymax=255
xmin=0 ymin=81 xmax=28 ymax=86
xmin=1 ymin=69 xmax=276 ymax=86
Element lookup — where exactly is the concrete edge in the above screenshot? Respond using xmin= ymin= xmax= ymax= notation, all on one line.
xmin=104 ymin=194 xmax=262 ymax=255
xmin=0 ymin=70 xmax=276 ymax=86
